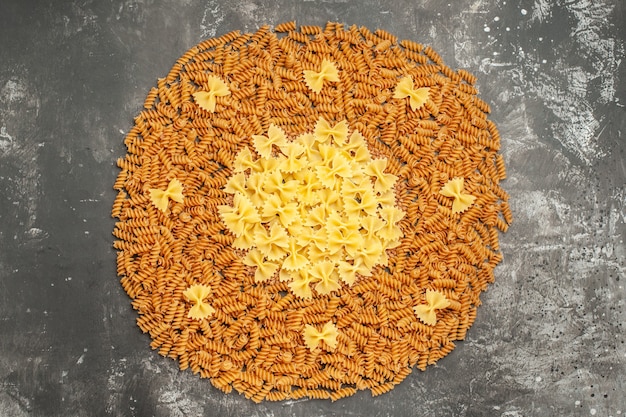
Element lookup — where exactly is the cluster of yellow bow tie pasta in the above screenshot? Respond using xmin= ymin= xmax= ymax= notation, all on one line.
xmin=219 ymin=118 xmax=405 ymax=298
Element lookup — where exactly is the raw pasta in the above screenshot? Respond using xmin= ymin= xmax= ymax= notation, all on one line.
xmin=112 ymin=21 xmax=511 ymax=402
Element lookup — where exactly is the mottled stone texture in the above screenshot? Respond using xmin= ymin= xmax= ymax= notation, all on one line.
xmin=0 ymin=0 xmax=624 ymax=416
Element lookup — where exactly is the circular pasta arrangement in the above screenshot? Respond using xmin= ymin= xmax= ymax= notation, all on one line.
xmin=112 ymin=22 xmax=512 ymax=402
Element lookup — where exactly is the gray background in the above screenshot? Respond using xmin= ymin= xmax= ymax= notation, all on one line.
xmin=0 ymin=0 xmax=624 ymax=416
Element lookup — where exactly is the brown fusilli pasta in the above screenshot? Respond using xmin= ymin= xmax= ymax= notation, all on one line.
xmin=112 ymin=21 xmax=511 ymax=402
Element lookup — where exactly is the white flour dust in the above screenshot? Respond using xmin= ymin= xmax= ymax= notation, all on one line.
xmin=200 ymin=0 xmax=225 ymax=38
xmin=450 ymin=0 xmax=622 ymax=166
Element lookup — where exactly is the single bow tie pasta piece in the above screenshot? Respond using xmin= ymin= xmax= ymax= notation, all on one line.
xmin=149 ymin=178 xmax=184 ymax=212
xmin=193 ymin=76 xmax=230 ymax=113
xmin=314 ymin=118 xmax=349 ymax=146
xmin=183 ymin=284 xmax=215 ymax=320
xmin=253 ymin=124 xmax=288 ymax=159
xmin=303 ymin=59 xmax=340 ymax=93
xmin=303 ymin=321 xmax=339 ymax=351
xmin=393 ymin=76 xmax=430 ymax=111
xmin=440 ymin=177 xmax=476 ymax=214
xmin=414 ymin=290 xmax=451 ymax=326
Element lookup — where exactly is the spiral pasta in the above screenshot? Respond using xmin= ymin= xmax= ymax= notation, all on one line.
xmin=112 ymin=21 xmax=511 ymax=402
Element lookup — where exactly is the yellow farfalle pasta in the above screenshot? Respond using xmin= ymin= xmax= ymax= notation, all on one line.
xmin=327 ymin=222 xmax=363 ymax=257
xmin=337 ymin=260 xmax=360 ymax=286
xmin=252 ymin=124 xmax=288 ymax=159
xmin=309 ymin=261 xmax=341 ymax=295
xmin=440 ymin=177 xmax=476 ymax=214
xmin=233 ymin=147 xmax=258 ymax=173
xmin=378 ymin=207 xmax=405 ymax=242
xmin=245 ymin=172 xmax=269 ymax=208
xmin=261 ymin=195 xmax=298 ymax=227
xmin=303 ymin=321 xmax=339 ymax=351
xmin=314 ymin=118 xmax=349 ymax=146
xmin=217 ymin=193 xmax=260 ymax=236
xmin=280 ymin=142 xmax=307 ymax=173
xmin=282 ymin=238 xmax=309 ymax=271
xmin=414 ymin=290 xmax=451 ymax=326
xmin=232 ymin=223 xmax=263 ymax=250
xmin=149 ymin=178 xmax=184 ymax=212
xmin=344 ymin=190 xmax=377 ymax=217
xmin=224 ymin=173 xmax=247 ymax=195
xmin=193 ymin=75 xmax=230 ymax=112
xmin=315 ymin=154 xmax=351 ymax=188
xmin=303 ymin=59 xmax=340 ymax=93
xmin=393 ymin=76 xmax=430 ymax=111
xmin=243 ymin=249 xmax=279 ymax=282
xmin=254 ymin=222 xmax=290 ymax=260
xmin=182 ymin=284 xmax=215 ymax=320
xmin=287 ymin=270 xmax=315 ymax=299
xmin=217 ymin=119 xmax=405 ymax=297
xmin=365 ymin=159 xmax=398 ymax=193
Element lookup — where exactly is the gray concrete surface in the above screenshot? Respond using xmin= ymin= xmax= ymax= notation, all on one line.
xmin=0 ymin=0 xmax=624 ymax=416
